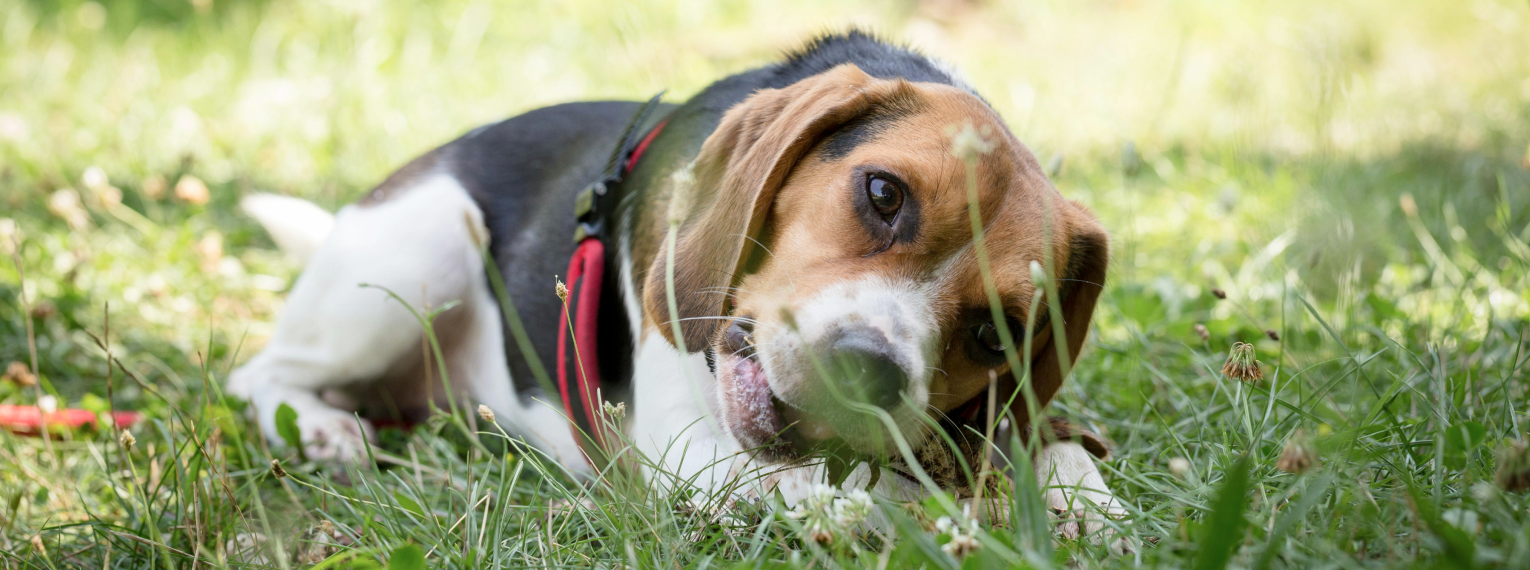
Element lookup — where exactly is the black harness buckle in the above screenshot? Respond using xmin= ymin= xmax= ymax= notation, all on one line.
xmin=572 ymin=92 xmax=667 ymax=243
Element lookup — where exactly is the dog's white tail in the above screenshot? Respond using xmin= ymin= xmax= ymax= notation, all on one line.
xmin=241 ymin=193 xmax=336 ymax=266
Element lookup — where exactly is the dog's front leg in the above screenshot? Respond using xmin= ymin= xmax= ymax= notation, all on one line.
xmin=1034 ymin=441 xmax=1131 ymax=551
xmin=628 ymin=334 xmax=751 ymax=497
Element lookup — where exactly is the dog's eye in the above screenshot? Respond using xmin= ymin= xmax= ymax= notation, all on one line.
xmin=865 ymin=174 xmax=903 ymax=221
xmin=974 ymin=321 xmax=1006 ymax=354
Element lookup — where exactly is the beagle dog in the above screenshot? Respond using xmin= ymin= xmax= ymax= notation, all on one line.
xmin=230 ymin=31 xmax=1122 ymax=536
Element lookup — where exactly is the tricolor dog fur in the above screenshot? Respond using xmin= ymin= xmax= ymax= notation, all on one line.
xmin=230 ymin=31 xmax=1123 ymax=539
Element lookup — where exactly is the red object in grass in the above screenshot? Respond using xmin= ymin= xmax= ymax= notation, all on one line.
xmin=0 ymin=404 xmax=140 ymax=436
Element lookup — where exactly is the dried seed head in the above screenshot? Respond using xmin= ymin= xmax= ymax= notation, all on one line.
xmin=1193 ymin=324 xmax=1210 ymax=342
xmin=667 ymin=163 xmax=695 ymax=225
xmin=270 ymin=459 xmax=288 ymax=479
xmin=1265 ymin=329 xmax=1281 ymax=341
xmin=1221 ymin=342 xmax=1264 ymax=383
xmin=1168 ymin=457 xmax=1191 ymax=479
xmin=119 ymin=429 xmax=136 ymax=451
xmin=1210 ymin=288 xmax=1227 ymax=300
xmin=948 ymin=123 xmax=997 ymax=162
xmin=4 ymin=361 xmax=37 ymax=387
xmin=477 ymin=404 xmax=495 ymax=424
xmin=1495 ymin=440 xmax=1530 ymax=493
xmin=602 ymin=401 xmax=626 ymax=420
xmin=555 ymin=278 xmax=568 ymax=302
xmin=1277 ymin=429 xmax=1319 ymax=474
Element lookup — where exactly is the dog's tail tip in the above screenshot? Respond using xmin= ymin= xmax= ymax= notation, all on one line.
xmin=240 ymin=193 xmax=335 ymax=266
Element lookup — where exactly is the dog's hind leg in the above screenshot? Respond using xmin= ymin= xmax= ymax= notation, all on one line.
xmin=229 ymin=174 xmax=489 ymax=462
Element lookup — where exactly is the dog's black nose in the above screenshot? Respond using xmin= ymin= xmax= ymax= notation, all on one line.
xmin=828 ymin=330 xmax=908 ymax=409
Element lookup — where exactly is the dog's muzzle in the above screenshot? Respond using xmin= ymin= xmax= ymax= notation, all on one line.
xmin=714 ymin=316 xmax=925 ymax=461
xmin=821 ymin=327 xmax=909 ymax=410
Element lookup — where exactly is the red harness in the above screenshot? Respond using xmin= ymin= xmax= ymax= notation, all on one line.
xmin=557 ymin=118 xmax=667 ymax=464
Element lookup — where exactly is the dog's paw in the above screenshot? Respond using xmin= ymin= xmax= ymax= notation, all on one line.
xmin=1047 ymin=499 xmax=1132 ymax=554
xmin=296 ymin=409 xmax=376 ymax=463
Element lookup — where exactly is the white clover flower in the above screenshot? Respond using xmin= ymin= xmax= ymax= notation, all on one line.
xmin=846 ymin=489 xmax=872 ymax=509
xmin=785 ymin=483 xmax=875 ymax=546
xmin=933 ymin=514 xmax=983 ymax=559
xmin=829 ymin=489 xmax=873 ymax=527
xmin=942 ymin=533 xmax=980 ymax=559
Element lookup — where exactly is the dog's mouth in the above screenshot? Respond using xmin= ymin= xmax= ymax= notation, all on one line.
xmin=714 ymin=320 xmax=836 ymax=461
xmin=716 ymin=348 xmax=786 ymax=456
xmin=709 ymin=319 xmax=881 ymax=461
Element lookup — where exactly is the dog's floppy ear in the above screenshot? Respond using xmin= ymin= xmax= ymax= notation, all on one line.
xmin=644 ymin=64 xmax=913 ymax=350
xmin=1006 ymin=211 xmax=1110 ymax=425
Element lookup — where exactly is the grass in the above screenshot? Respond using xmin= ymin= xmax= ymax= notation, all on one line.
xmin=2 ymin=0 xmax=1529 ymax=567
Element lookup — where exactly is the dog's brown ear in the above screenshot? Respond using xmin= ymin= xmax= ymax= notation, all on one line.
xmin=1007 ymin=210 xmax=1110 ymax=425
xmin=643 ymin=64 xmax=914 ymax=350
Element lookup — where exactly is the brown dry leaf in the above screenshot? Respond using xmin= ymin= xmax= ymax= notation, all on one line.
xmin=4 ymin=361 xmax=37 ymax=387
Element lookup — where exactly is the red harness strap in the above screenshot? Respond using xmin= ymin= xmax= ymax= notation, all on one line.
xmin=557 ymin=118 xmax=667 ymax=463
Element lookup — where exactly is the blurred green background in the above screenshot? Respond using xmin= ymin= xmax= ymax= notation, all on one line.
xmin=1 ymin=0 xmax=1528 ymax=566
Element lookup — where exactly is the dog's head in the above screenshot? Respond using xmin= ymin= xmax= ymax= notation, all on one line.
xmin=643 ymin=64 xmax=1109 ymax=460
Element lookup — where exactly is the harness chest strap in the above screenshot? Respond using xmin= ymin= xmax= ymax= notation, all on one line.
xmin=557 ymin=98 xmax=668 ymax=466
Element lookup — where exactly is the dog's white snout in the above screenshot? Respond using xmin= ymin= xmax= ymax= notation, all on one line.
xmin=762 ymin=276 xmax=939 ymax=416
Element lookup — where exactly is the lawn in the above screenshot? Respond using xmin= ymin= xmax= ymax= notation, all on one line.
xmin=2 ymin=0 xmax=1528 ymax=567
